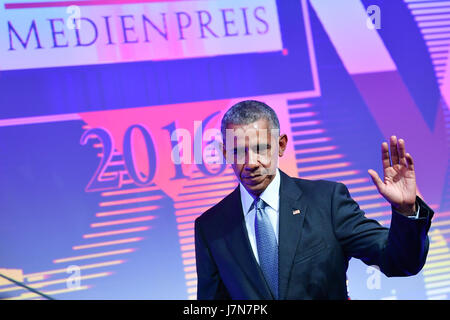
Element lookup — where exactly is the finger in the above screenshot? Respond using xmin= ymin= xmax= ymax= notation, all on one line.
xmin=390 ymin=135 xmax=399 ymax=165
xmin=406 ymin=153 xmax=415 ymax=171
xmin=381 ymin=142 xmax=391 ymax=170
xmin=398 ymin=138 xmax=408 ymax=167
xmin=368 ymin=169 xmax=385 ymax=192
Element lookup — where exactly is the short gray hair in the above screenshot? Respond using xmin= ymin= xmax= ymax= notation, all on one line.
xmin=221 ymin=100 xmax=280 ymax=140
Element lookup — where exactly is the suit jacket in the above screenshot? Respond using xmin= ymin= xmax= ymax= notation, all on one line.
xmin=194 ymin=170 xmax=434 ymax=299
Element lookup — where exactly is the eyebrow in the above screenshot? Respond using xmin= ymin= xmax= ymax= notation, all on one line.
xmin=232 ymin=143 xmax=271 ymax=151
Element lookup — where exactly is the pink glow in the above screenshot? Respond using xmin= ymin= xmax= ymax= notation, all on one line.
xmin=291 ymin=112 xmax=316 ymax=118
xmin=177 ymin=190 xmax=232 ymax=202
xmin=80 ymin=93 xmax=307 ymax=200
xmin=176 ymin=183 xmax=237 ymax=195
xmin=291 ymin=120 xmax=321 ymax=127
xmin=294 ymin=137 xmax=331 ymax=145
xmin=289 ymin=103 xmax=312 ymax=109
xmin=108 ymin=161 xmax=124 ymax=166
xmin=353 ymin=194 xmax=383 ymax=202
xmin=177 ymin=222 xmax=194 ymax=230
xmin=101 ymin=186 xmax=159 ymax=197
xmin=175 ymin=198 xmax=221 ymax=209
xmin=24 ymin=260 xmax=125 ymax=278
xmin=73 ymin=237 xmax=144 ymax=250
xmin=184 ymin=272 xmax=197 ymax=279
xmin=182 ymin=251 xmax=195 ymax=258
xmin=302 ymin=170 xmax=359 ymax=180
xmin=5 ymin=0 xmax=194 ymax=9
xmin=298 ymin=154 xmax=343 ymax=163
xmin=179 ymin=237 xmax=194 ymax=244
xmin=53 ymin=249 xmax=135 ymax=263
xmin=360 ymin=202 xmax=390 ymax=210
xmin=80 ymin=100 xmax=231 ymax=198
xmin=83 ymin=226 xmax=150 ymax=238
xmin=0 ymin=114 xmax=80 ymax=127
xmin=365 ymin=211 xmax=391 ymax=219
xmin=301 ymin=0 xmax=321 ymax=96
xmin=338 ymin=178 xmax=369 ymax=185
xmin=99 ymin=196 xmax=162 ymax=207
xmin=176 ymin=214 xmax=200 ymax=223
xmin=296 ymin=145 xmax=336 ymax=154
xmin=182 ymin=258 xmax=196 ymax=265
xmin=184 ymin=175 xmax=237 ymax=185
xmin=309 ymin=0 xmax=396 ymax=74
xmin=297 ymin=162 xmax=350 ymax=173
xmin=96 ymin=205 xmax=159 ymax=217
xmin=434 ymin=211 xmax=450 ymax=218
xmin=348 ymin=185 xmax=377 ymax=193
xmin=91 ymin=215 xmax=156 ymax=227
xmin=181 ymin=244 xmax=195 ymax=251
xmin=175 ymin=207 xmax=211 ymax=216
xmin=293 ymin=129 xmax=324 ymax=136
xmin=186 ymin=280 xmax=197 ymax=286
xmin=184 ymin=266 xmax=196 ymax=273
xmin=179 ymin=230 xmax=194 ymax=237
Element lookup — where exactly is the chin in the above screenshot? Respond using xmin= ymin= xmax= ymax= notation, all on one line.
xmin=244 ymin=180 xmax=267 ymax=193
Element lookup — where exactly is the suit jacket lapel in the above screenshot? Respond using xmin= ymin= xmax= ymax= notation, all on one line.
xmin=222 ymin=186 xmax=274 ymax=299
xmin=278 ymin=170 xmax=308 ymax=300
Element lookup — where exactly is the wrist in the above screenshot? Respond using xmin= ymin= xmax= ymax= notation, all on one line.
xmin=392 ymin=202 xmax=417 ymax=216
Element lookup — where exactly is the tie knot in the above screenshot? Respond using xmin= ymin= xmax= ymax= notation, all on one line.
xmin=255 ymin=198 xmax=265 ymax=210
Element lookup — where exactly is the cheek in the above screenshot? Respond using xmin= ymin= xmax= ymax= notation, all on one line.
xmin=268 ymin=149 xmax=279 ymax=168
xmin=232 ymin=164 xmax=243 ymax=175
xmin=261 ymin=149 xmax=277 ymax=165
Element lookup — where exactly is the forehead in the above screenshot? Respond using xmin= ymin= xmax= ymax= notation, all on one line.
xmin=226 ymin=118 xmax=271 ymax=132
xmin=225 ymin=119 xmax=277 ymax=146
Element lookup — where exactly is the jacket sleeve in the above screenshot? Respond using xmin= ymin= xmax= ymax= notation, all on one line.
xmin=195 ymin=218 xmax=231 ymax=299
xmin=331 ymin=182 xmax=433 ymax=277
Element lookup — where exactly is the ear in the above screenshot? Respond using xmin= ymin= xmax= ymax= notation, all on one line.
xmin=278 ymin=134 xmax=288 ymax=157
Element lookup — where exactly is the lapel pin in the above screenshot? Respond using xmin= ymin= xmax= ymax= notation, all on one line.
xmin=293 ymin=209 xmax=301 ymax=215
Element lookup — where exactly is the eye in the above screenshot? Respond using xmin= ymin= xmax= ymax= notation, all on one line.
xmin=257 ymin=144 xmax=269 ymax=153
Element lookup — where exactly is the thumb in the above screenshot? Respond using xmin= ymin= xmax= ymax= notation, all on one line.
xmin=368 ymin=169 xmax=384 ymax=193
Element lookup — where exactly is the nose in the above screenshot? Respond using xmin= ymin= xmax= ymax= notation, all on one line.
xmin=243 ymin=161 xmax=259 ymax=173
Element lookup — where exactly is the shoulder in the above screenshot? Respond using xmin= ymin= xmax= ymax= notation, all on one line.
xmin=195 ymin=187 xmax=238 ymax=228
xmin=290 ymin=175 xmax=341 ymax=196
xmin=283 ymin=174 xmax=352 ymax=206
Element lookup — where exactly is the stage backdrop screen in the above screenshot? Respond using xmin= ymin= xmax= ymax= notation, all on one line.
xmin=1 ymin=0 xmax=449 ymax=300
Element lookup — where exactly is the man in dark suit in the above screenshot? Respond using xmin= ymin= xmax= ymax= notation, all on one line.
xmin=194 ymin=100 xmax=433 ymax=299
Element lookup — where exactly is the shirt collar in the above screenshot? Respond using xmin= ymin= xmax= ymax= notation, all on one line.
xmin=239 ymin=168 xmax=280 ymax=216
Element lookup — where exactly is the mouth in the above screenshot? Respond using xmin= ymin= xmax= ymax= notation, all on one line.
xmin=242 ymin=174 xmax=265 ymax=184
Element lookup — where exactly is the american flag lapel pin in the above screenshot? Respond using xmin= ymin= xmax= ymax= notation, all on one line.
xmin=293 ymin=209 xmax=301 ymax=215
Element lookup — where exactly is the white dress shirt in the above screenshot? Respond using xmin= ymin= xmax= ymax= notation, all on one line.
xmin=239 ymin=168 xmax=281 ymax=264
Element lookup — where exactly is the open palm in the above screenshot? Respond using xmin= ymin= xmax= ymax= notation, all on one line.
xmin=368 ymin=136 xmax=417 ymax=215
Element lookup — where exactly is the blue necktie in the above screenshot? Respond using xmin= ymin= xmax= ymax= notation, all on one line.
xmin=254 ymin=198 xmax=278 ymax=299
